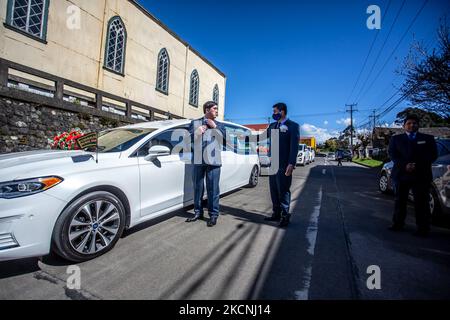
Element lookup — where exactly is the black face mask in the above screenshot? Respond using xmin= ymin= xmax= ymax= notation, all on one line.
xmin=272 ymin=113 xmax=281 ymax=121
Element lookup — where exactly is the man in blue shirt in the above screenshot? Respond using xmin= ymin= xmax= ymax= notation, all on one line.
xmin=259 ymin=103 xmax=300 ymax=227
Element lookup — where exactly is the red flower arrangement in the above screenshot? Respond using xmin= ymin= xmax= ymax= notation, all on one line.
xmin=50 ymin=129 xmax=85 ymax=150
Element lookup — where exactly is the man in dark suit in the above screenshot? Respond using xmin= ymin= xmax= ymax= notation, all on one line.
xmin=259 ymin=102 xmax=300 ymax=227
xmin=186 ymin=101 xmax=225 ymax=227
xmin=388 ymin=114 xmax=438 ymax=236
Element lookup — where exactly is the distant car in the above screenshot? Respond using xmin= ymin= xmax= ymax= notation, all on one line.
xmin=259 ymin=154 xmax=271 ymax=176
xmin=297 ymin=144 xmax=309 ymax=166
xmin=342 ymin=150 xmax=352 ymax=162
xmin=307 ymin=147 xmax=315 ymax=162
xmin=379 ymin=138 xmax=450 ymax=222
xmin=327 ymin=152 xmax=336 ymax=161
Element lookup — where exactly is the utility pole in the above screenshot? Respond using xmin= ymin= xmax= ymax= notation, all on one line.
xmin=345 ymin=103 xmax=358 ymax=154
xmin=369 ymin=110 xmax=377 ymax=147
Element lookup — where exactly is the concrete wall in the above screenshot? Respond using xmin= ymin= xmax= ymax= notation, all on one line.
xmin=0 ymin=0 xmax=226 ymax=120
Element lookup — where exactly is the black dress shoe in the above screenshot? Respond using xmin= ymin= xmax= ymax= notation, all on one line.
xmin=264 ymin=215 xmax=281 ymax=221
xmin=186 ymin=213 xmax=204 ymax=222
xmin=207 ymin=217 xmax=218 ymax=227
xmin=388 ymin=224 xmax=404 ymax=231
xmin=278 ymin=215 xmax=290 ymax=227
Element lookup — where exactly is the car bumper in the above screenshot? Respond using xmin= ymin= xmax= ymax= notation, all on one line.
xmin=0 ymin=193 xmax=67 ymax=261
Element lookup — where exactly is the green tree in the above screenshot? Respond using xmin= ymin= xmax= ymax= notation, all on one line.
xmin=399 ymin=20 xmax=450 ymax=117
xmin=394 ymin=107 xmax=450 ymax=127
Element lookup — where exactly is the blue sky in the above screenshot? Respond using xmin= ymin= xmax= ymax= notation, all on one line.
xmin=138 ymin=0 xmax=449 ymax=142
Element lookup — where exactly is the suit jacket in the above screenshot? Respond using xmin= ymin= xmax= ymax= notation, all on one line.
xmin=262 ymin=119 xmax=300 ymax=169
xmin=189 ymin=118 xmax=226 ymax=167
xmin=388 ymin=132 xmax=438 ymax=182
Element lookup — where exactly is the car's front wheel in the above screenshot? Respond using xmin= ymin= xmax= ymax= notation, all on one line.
xmin=52 ymin=191 xmax=126 ymax=262
xmin=379 ymin=173 xmax=389 ymax=194
xmin=248 ymin=166 xmax=259 ymax=188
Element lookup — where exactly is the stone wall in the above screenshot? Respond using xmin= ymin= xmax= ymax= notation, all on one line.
xmin=0 ymin=97 xmax=130 ymax=153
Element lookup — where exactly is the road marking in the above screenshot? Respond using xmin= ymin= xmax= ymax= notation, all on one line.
xmin=294 ymin=187 xmax=323 ymax=300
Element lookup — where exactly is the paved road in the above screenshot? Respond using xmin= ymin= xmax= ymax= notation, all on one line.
xmin=1 ymin=157 xmax=450 ymax=299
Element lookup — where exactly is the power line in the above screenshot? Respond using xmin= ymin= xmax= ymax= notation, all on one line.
xmin=353 ymin=0 xmax=407 ymax=103
xmin=346 ymin=0 xmax=393 ymax=103
xmin=358 ymin=0 xmax=430 ymax=103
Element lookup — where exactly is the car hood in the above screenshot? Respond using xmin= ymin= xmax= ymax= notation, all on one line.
xmin=0 ymin=150 xmax=119 ymax=181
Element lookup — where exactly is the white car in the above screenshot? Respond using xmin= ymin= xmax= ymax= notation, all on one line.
xmin=297 ymin=144 xmax=308 ymax=166
xmin=0 ymin=120 xmax=260 ymax=262
xmin=308 ymin=147 xmax=315 ymax=162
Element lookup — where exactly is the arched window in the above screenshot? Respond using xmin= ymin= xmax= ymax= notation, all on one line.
xmin=156 ymin=48 xmax=170 ymax=94
xmin=213 ymin=84 xmax=219 ymax=105
xmin=189 ymin=70 xmax=199 ymax=107
xmin=6 ymin=0 xmax=50 ymax=40
xmin=104 ymin=16 xmax=127 ymax=74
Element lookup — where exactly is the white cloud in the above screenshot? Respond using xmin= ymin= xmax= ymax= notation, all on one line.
xmin=336 ymin=118 xmax=352 ymax=126
xmin=323 ymin=120 xmax=329 ymax=125
xmin=301 ymin=123 xmax=339 ymax=143
xmin=380 ymin=122 xmax=402 ymax=128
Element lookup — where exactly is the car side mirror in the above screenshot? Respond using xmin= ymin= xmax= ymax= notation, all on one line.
xmin=144 ymin=145 xmax=171 ymax=161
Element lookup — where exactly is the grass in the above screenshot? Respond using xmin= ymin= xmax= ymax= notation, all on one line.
xmin=352 ymin=157 xmax=383 ymax=168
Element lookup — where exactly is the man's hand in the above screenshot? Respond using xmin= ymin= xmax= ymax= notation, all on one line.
xmin=206 ymin=119 xmax=217 ymax=129
xmin=405 ymin=163 xmax=416 ymax=173
xmin=285 ymin=164 xmax=294 ymax=176
xmin=196 ymin=125 xmax=207 ymax=136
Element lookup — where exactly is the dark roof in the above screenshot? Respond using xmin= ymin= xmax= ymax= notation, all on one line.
xmin=374 ymin=127 xmax=450 ymax=138
xmin=129 ymin=0 xmax=226 ymax=78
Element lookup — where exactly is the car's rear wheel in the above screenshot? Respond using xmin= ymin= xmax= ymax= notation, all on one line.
xmin=248 ymin=166 xmax=259 ymax=188
xmin=52 ymin=191 xmax=126 ymax=262
xmin=379 ymin=173 xmax=389 ymax=194
xmin=430 ymin=188 xmax=443 ymax=225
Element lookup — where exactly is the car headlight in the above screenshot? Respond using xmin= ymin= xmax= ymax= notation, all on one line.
xmin=0 ymin=176 xmax=63 ymax=199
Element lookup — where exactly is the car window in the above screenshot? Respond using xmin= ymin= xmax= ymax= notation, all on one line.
xmin=136 ymin=125 xmax=190 ymax=157
xmin=225 ymin=125 xmax=253 ymax=154
xmin=94 ymin=128 xmax=156 ymax=153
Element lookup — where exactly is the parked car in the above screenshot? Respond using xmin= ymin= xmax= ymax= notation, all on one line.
xmin=297 ymin=144 xmax=309 ymax=166
xmin=259 ymin=154 xmax=271 ymax=176
xmin=307 ymin=146 xmax=315 ymax=163
xmin=379 ymin=138 xmax=450 ymax=221
xmin=326 ymin=152 xmax=336 ymax=161
xmin=0 ymin=120 xmax=260 ymax=262
xmin=342 ymin=150 xmax=352 ymax=162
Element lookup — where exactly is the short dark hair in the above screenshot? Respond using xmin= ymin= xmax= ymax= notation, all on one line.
xmin=273 ymin=102 xmax=287 ymax=115
xmin=403 ymin=114 xmax=420 ymax=125
xmin=203 ymin=101 xmax=217 ymax=113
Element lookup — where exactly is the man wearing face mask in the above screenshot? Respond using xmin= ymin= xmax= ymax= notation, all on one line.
xmin=388 ymin=114 xmax=438 ymax=237
xmin=258 ymin=102 xmax=300 ymax=227
xmin=186 ymin=101 xmax=226 ymax=227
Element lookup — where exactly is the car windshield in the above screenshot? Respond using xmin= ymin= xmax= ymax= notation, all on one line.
xmin=86 ymin=128 xmax=157 ymax=153
xmin=298 ymin=145 xmax=305 ymax=151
